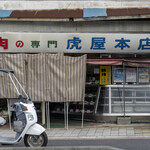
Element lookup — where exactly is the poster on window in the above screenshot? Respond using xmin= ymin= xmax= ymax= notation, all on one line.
xmin=113 ymin=67 xmax=124 ymax=83
xmin=138 ymin=68 xmax=149 ymax=83
xmin=126 ymin=68 xmax=137 ymax=83
xmin=100 ymin=66 xmax=111 ymax=85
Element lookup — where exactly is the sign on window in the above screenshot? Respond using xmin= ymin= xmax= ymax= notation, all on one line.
xmin=100 ymin=66 xmax=111 ymax=85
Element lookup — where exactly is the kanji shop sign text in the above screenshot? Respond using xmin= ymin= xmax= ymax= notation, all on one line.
xmin=0 ymin=32 xmax=150 ymax=53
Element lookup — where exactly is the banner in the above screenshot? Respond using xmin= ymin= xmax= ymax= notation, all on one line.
xmin=1 ymin=32 xmax=150 ymax=53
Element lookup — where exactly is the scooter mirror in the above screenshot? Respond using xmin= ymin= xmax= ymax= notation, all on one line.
xmin=18 ymin=95 xmax=23 ymax=100
xmin=18 ymin=94 xmax=29 ymax=103
xmin=18 ymin=95 xmax=26 ymax=103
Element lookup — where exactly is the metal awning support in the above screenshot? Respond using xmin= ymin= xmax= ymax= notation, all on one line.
xmin=81 ymin=99 xmax=84 ymax=128
xmin=42 ymin=101 xmax=46 ymax=125
xmin=94 ymin=85 xmax=101 ymax=114
xmin=123 ymin=61 xmax=126 ymax=117
xmin=46 ymin=102 xmax=50 ymax=129
xmin=64 ymin=103 xmax=66 ymax=129
xmin=64 ymin=102 xmax=69 ymax=130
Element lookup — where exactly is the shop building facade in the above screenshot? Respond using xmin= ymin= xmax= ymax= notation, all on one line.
xmin=1 ymin=1 xmax=150 ymax=125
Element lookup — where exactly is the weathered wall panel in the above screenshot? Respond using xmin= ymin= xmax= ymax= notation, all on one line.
xmin=2 ymin=8 xmax=150 ymax=19
xmin=10 ymin=9 xmax=83 ymax=18
xmin=0 ymin=20 xmax=150 ymax=33
xmin=1 ymin=1 xmax=150 ymax=20
xmin=107 ymin=8 xmax=150 ymax=16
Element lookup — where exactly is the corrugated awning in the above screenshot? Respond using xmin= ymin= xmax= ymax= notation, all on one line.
xmin=1 ymin=1 xmax=150 ymax=21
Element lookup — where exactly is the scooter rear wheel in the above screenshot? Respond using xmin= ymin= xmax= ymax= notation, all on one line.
xmin=24 ymin=131 xmax=48 ymax=147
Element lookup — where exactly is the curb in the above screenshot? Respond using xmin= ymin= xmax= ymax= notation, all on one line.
xmin=0 ymin=146 xmax=124 ymax=150
xmin=47 ymin=136 xmax=150 ymax=140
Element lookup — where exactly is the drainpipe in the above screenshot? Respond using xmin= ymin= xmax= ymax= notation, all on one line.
xmin=123 ymin=60 xmax=125 ymax=117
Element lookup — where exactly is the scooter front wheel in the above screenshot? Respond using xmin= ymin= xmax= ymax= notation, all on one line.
xmin=24 ymin=131 xmax=48 ymax=147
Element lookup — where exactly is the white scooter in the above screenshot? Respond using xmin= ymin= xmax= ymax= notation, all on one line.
xmin=0 ymin=69 xmax=48 ymax=147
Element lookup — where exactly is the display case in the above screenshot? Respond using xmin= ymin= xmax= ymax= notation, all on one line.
xmin=96 ymin=85 xmax=150 ymax=115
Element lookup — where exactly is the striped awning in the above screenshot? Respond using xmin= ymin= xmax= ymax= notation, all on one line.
xmin=46 ymin=54 xmax=86 ymax=102
xmin=0 ymin=54 xmax=27 ymax=99
xmin=0 ymin=53 xmax=86 ymax=102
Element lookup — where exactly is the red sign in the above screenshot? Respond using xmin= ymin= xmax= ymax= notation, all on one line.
xmin=0 ymin=37 xmax=8 ymax=50
xmin=16 ymin=40 xmax=24 ymax=48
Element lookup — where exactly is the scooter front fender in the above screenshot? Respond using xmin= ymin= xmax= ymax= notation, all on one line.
xmin=26 ymin=123 xmax=45 ymax=135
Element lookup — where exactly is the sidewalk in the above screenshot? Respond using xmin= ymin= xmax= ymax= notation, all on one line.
xmin=46 ymin=123 xmax=150 ymax=140
xmin=1 ymin=123 xmax=150 ymax=140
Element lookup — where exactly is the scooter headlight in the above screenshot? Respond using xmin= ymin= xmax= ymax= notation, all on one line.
xmin=27 ymin=114 xmax=34 ymax=121
xmin=20 ymin=104 xmax=28 ymax=111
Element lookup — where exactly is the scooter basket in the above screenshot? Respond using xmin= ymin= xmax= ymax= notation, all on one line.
xmin=13 ymin=121 xmax=24 ymax=133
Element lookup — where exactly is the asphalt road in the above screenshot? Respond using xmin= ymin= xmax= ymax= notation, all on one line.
xmin=0 ymin=139 xmax=150 ymax=150
xmin=48 ymin=139 xmax=150 ymax=150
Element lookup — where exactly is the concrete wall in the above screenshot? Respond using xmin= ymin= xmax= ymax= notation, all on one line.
xmin=0 ymin=20 xmax=149 ymax=33
xmin=1 ymin=0 xmax=149 ymax=1
xmin=0 ymin=1 xmax=150 ymax=10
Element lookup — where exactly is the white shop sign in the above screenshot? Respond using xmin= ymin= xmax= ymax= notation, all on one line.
xmin=1 ymin=32 xmax=150 ymax=53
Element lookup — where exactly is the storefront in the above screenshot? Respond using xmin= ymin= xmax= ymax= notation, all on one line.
xmin=0 ymin=32 xmax=150 ymax=125
xmin=86 ymin=58 xmax=150 ymax=122
xmin=0 ymin=1 xmax=150 ymax=126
